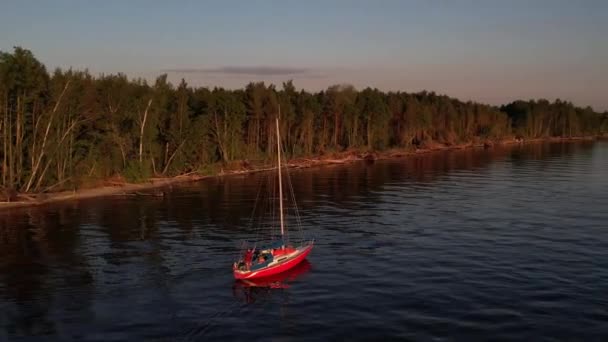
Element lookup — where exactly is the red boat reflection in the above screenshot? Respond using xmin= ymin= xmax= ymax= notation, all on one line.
xmin=232 ymin=260 xmax=312 ymax=304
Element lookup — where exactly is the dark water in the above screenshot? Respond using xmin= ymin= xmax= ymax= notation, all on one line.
xmin=1 ymin=141 xmax=608 ymax=341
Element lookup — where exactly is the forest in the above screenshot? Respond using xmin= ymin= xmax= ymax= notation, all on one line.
xmin=1 ymin=47 xmax=607 ymax=193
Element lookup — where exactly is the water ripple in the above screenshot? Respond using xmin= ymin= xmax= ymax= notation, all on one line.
xmin=1 ymin=141 xmax=607 ymax=340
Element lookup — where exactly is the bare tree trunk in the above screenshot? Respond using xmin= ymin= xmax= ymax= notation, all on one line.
xmin=255 ymin=118 xmax=260 ymax=154
xmin=139 ymin=99 xmax=152 ymax=163
xmin=2 ymin=94 xmax=7 ymax=187
xmin=25 ymin=80 xmax=70 ymax=192
xmin=33 ymin=118 xmax=82 ymax=191
xmin=334 ymin=111 xmax=339 ymax=147
xmin=309 ymin=116 xmax=314 ymax=154
xmin=321 ymin=116 xmax=327 ymax=151
xmin=16 ymin=92 xmax=27 ymax=185
xmin=164 ymin=142 xmax=169 ymax=166
xmin=110 ymin=122 xmax=127 ymax=168
xmin=367 ymin=114 xmax=373 ymax=149
xmin=213 ymin=111 xmax=226 ymax=162
xmin=34 ymin=161 xmax=52 ymax=192
xmin=0 ymin=112 xmax=3 ymax=186
xmin=31 ymin=98 xmax=38 ymax=157
xmin=150 ymin=156 xmax=157 ymax=175
xmin=57 ymin=157 xmax=63 ymax=184
xmin=69 ymin=122 xmax=74 ymax=181
xmin=119 ymin=144 xmax=126 ymax=168
xmin=224 ymin=109 xmax=229 ymax=160
xmin=162 ymin=140 xmax=185 ymax=175
xmin=8 ymin=108 xmax=12 ymax=188
xmin=59 ymin=118 xmax=74 ymax=183
xmin=15 ymin=96 xmax=22 ymax=185
xmin=31 ymin=102 xmax=43 ymax=169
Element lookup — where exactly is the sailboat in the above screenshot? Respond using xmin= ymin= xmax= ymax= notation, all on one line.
xmin=232 ymin=113 xmax=314 ymax=280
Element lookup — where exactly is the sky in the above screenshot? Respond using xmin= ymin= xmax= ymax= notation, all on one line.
xmin=1 ymin=0 xmax=607 ymax=110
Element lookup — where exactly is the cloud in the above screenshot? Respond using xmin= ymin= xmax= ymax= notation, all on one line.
xmin=163 ymin=66 xmax=310 ymax=76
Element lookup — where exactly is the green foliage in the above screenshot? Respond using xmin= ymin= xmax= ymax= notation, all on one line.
xmin=0 ymin=47 xmax=606 ymax=192
xmin=501 ymin=99 xmax=604 ymax=138
xmin=123 ymin=160 xmax=151 ymax=183
xmin=197 ymin=162 xmax=220 ymax=176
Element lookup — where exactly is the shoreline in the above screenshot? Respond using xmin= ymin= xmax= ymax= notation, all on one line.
xmin=0 ymin=136 xmax=601 ymax=212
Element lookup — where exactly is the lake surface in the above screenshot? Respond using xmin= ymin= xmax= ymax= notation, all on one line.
xmin=1 ymin=141 xmax=607 ymax=341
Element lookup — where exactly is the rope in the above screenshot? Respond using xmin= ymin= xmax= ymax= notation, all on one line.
xmin=250 ymin=170 xmax=265 ymax=247
xmin=281 ymin=139 xmax=306 ymax=244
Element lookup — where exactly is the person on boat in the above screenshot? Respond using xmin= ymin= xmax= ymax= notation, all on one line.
xmin=244 ymin=249 xmax=254 ymax=266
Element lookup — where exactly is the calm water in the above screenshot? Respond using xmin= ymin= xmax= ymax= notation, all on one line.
xmin=1 ymin=141 xmax=607 ymax=341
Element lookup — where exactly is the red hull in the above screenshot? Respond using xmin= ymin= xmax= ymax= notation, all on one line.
xmin=236 ymin=259 xmax=312 ymax=288
xmin=233 ymin=244 xmax=313 ymax=280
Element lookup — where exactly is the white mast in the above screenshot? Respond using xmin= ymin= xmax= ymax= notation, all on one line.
xmin=276 ymin=107 xmax=285 ymax=240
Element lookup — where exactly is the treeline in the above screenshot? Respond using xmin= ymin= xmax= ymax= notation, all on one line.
xmin=501 ymin=100 xmax=606 ymax=138
xmin=1 ymin=47 xmax=607 ymax=192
